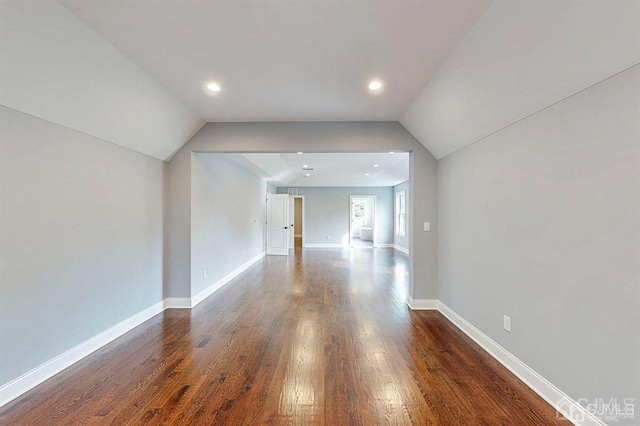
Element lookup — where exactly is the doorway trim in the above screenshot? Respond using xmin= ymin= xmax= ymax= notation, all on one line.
xmin=349 ymin=195 xmax=377 ymax=248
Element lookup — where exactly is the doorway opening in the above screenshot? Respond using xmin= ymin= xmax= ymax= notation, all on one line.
xmin=289 ymin=195 xmax=304 ymax=249
xmin=349 ymin=195 xmax=376 ymax=248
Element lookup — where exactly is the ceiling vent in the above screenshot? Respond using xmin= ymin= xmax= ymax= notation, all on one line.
xmin=288 ymin=188 xmax=299 ymax=195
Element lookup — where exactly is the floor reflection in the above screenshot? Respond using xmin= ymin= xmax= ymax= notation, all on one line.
xmin=278 ymin=316 xmax=322 ymax=422
xmin=0 ymin=248 xmax=562 ymax=425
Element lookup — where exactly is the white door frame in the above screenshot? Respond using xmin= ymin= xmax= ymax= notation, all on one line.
xmin=288 ymin=195 xmax=305 ymax=249
xmin=349 ymin=195 xmax=377 ymax=248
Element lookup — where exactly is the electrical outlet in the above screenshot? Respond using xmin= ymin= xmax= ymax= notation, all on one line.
xmin=503 ymin=315 xmax=511 ymax=333
xmin=424 ymin=222 xmax=431 ymax=232
xmin=203 ymin=270 xmax=207 ymax=279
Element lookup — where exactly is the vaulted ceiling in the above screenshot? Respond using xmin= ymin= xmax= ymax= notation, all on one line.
xmin=1 ymin=0 xmax=637 ymax=161
xmin=401 ymin=0 xmax=640 ymax=158
xmin=58 ymin=0 xmax=491 ymax=123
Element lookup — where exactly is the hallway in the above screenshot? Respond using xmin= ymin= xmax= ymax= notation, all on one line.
xmin=0 ymin=249 xmax=561 ymax=425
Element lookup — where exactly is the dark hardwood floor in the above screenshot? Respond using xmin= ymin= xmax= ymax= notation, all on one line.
xmin=0 ymin=249 xmax=563 ymax=425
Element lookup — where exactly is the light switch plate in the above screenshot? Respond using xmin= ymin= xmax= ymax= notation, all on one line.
xmin=503 ymin=315 xmax=511 ymax=332
xmin=424 ymin=222 xmax=430 ymax=232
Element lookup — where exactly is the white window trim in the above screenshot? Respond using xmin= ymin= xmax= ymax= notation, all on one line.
xmin=395 ymin=190 xmax=406 ymax=237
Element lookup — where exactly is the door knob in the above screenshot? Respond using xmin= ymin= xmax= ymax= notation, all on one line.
xmin=284 ymin=226 xmax=289 ymax=229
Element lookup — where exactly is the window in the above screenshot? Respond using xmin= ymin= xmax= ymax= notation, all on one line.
xmin=353 ymin=200 xmax=365 ymax=218
xmin=395 ymin=190 xmax=406 ymax=236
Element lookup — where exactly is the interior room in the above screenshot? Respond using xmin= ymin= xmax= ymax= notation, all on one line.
xmin=350 ymin=196 xmax=375 ymax=247
xmin=0 ymin=1 xmax=638 ymax=425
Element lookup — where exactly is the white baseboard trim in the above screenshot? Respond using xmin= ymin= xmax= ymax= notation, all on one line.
xmin=393 ymin=244 xmax=409 ymax=254
xmin=376 ymin=243 xmax=394 ymax=248
xmin=0 ymin=285 xmax=602 ymax=426
xmin=406 ymin=297 xmax=439 ymax=310
xmin=303 ymin=243 xmax=347 ymax=248
xmin=436 ymin=301 xmax=604 ymax=426
xmin=164 ymin=297 xmax=191 ymax=309
xmin=191 ymin=252 xmax=265 ymax=308
xmin=0 ymin=300 xmax=165 ymax=408
xmin=0 ymin=253 xmax=269 ymax=409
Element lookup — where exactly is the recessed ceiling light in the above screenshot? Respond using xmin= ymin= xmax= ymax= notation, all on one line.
xmin=365 ymin=173 xmax=370 ymax=176
xmin=303 ymin=164 xmax=309 ymax=168
xmin=206 ymin=82 xmax=221 ymax=92
xmin=305 ymin=173 xmax=311 ymax=177
xmin=297 ymin=152 xmax=303 ymax=154
xmin=373 ymin=164 xmax=379 ymax=168
xmin=389 ymin=151 xmax=395 ymax=154
xmin=368 ymin=80 xmax=383 ymax=91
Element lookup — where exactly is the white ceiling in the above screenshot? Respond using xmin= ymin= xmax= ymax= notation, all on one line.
xmin=59 ymin=0 xmax=491 ymax=122
xmin=0 ymin=0 xmax=204 ymax=161
xmin=2 ymin=0 xmax=637 ymax=162
xmin=401 ymin=0 xmax=640 ymax=159
xmin=224 ymin=152 xmax=409 ymax=187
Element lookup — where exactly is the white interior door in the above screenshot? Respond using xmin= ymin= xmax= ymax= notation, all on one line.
xmin=266 ymin=194 xmax=290 ymax=256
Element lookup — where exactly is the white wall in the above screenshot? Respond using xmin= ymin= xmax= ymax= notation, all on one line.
xmin=266 ymin=182 xmax=278 ymax=194
xmin=393 ymin=181 xmax=409 ymax=252
xmin=191 ymin=154 xmax=265 ymax=297
xmin=276 ymin=187 xmax=394 ymax=246
xmin=0 ymin=106 xmax=165 ymax=386
xmin=438 ymin=66 xmax=639 ymax=417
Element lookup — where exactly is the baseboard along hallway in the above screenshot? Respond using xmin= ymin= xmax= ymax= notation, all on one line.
xmin=0 ymin=249 xmax=563 ymax=425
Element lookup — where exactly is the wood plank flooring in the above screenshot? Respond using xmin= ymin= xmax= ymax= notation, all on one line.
xmin=0 ymin=249 xmax=563 ymax=425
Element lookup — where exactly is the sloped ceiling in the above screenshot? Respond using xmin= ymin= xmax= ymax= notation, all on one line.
xmin=401 ymin=0 xmax=640 ymax=159
xmin=59 ymin=0 xmax=491 ymax=122
xmin=0 ymin=0 xmax=204 ymax=161
xmin=2 ymin=0 xmax=637 ymax=162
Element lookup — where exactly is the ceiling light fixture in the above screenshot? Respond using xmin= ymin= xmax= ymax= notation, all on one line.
xmin=297 ymin=152 xmax=303 ymax=155
xmin=206 ymin=82 xmax=221 ymax=92
xmin=305 ymin=173 xmax=311 ymax=177
xmin=389 ymin=151 xmax=395 ymax=154
xmin=368 ymin=80 xmax=383 ymax=91
xmin=303 ymin=164 xmax=309 ymax=168
xmin=365 ymin=173 xmax=370 ymax=176
xmin=373 ymin=164 xmax=379 ymax=168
